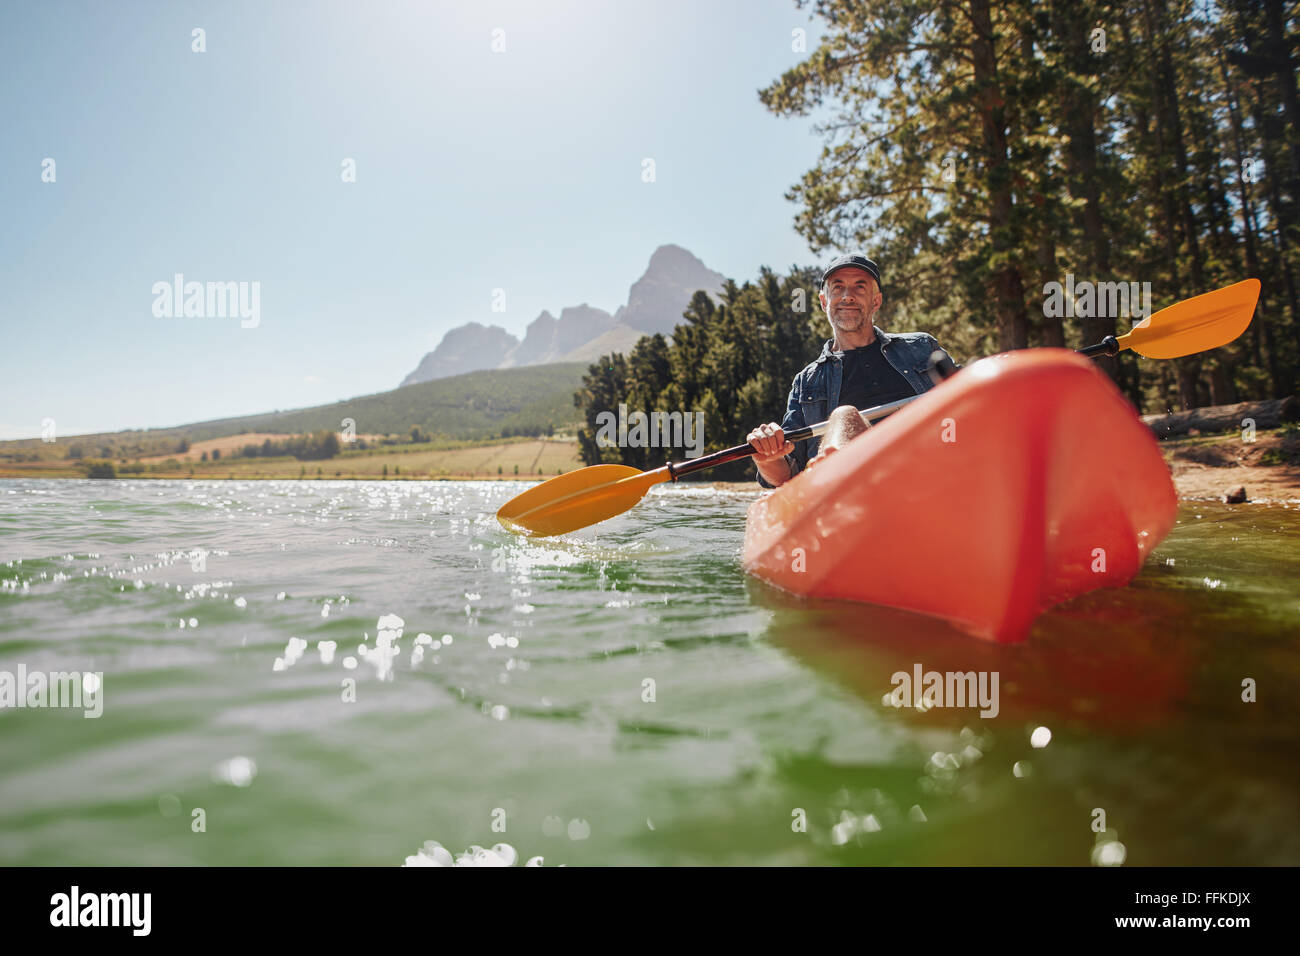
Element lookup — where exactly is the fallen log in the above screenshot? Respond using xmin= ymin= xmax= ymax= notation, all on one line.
xmin=1141 ymin=396 xmax=1298 ymax=439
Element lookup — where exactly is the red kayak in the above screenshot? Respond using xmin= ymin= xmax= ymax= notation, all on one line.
xmin=741 ymin=349 xmax=1178 ymax=642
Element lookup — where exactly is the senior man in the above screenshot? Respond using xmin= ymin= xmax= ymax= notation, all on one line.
xmin=748 ymin=254 xmax=956 ymax=487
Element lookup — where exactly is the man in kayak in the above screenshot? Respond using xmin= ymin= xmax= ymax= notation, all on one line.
xmin=748 ymin=254 xmax=956 ymax=487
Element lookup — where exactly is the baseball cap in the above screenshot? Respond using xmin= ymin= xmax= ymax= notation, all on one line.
xmin=821 ymin=254 xmax=882 ymax=294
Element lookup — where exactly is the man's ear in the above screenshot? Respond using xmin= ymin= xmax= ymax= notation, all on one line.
xmin=868 ymin=283 xmax=883 ymax=317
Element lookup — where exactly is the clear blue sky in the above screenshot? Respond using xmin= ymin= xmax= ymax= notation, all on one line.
xmin=0 ymin=0 xmax=828 ymax=439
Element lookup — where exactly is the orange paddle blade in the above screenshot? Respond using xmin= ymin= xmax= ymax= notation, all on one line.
xmin=496 ymin=464 xmax=673 ymax=537
xmin=1117 ymin=279 xmax=1260 ymax=359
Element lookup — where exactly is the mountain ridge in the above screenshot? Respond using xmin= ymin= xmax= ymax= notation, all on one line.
xmin=401 ymin=244 xmax=725 ymax=387
xmin=0 ymin=363 xmax=590 ymax=463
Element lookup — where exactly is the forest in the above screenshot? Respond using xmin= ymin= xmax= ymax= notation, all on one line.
xmin=575 ymin=0 xmax=1298 ymax=476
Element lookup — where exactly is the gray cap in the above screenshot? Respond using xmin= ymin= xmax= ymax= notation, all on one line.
xmin=821 ymin=254 xmax=882 ymax=294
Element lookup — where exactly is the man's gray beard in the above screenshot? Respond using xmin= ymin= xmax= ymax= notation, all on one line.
xmin=832 ymin=308 xmax=874 ymax=331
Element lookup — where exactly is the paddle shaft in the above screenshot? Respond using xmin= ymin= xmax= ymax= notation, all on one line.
xmin=1077 ymin=335 xmax=1121 ymax=358
xmin=665 ymin=280 xmax=1261 ymax=482
xmin=667 ymin=395 xmax=920 ymax=479
xmin=497 ymin=280 xmax=1257 ymax=536
xmin=664 ymin=341 xmax=1105 ymax=480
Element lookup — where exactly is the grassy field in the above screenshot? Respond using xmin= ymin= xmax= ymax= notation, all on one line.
xmin=0 ymin=363 xmax=587 ymax=465
xmin=131 ymin=432 xmax=383 ymax=464
xmin=0 ymin=437 xmax=584 ymax=480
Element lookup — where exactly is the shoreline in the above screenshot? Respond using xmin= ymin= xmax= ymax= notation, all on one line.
xmin=3 ymin=430 xmax=1297 ymax=504
xmin=1 ymin=471 xmax=1295 ymax=505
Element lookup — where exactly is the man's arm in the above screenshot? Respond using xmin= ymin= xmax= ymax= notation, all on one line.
xmin=752 ymin=430 xmax=794 ymax=487
xmin=752 ymin=376 xmax=807 ymax=488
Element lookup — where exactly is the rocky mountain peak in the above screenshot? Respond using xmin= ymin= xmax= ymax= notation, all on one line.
xmin=401 ymin=246 xmax=726 ymax=386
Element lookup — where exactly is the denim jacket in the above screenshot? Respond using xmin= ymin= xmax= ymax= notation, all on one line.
xmin=757 ymin=326 xmax=955 ymax=488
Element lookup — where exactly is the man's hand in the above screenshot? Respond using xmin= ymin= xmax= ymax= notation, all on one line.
xmin=748 ymin=422 xmax=794 ymax=462
xmin=748 ymin=422 xmax=794 ymax=486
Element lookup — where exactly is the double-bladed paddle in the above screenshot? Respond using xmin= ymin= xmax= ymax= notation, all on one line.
xmin=497 ymin=278 xmax=1260 ymax=537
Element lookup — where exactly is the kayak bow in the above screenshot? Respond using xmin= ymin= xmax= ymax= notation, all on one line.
xmin=741 ymin=349 xmax=1179 ymax=642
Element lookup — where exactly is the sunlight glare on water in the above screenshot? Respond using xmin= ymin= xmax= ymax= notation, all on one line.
xmin=0 ymin=478 xmax=1297 ymax=865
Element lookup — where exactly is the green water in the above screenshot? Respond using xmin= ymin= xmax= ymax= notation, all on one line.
xmin=0 ymin=479 xmax=1296 ymax=866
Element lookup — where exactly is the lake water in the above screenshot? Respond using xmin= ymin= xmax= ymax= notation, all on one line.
xmin=1 ymin=479 xmax=1297 ymax=866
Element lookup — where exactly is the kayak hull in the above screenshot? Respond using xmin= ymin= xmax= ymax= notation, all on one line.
xmin=741 ymin=349 xmax=1178 ymax=642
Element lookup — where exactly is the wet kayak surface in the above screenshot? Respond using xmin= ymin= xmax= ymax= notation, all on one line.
xmin=1 ymin=478 xmax=1297 ymax=865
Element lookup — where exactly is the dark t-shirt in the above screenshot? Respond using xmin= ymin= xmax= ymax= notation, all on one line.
xmin=836 ymin=339 xmax=914 ymax=410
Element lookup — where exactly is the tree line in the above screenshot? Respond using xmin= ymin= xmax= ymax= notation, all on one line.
xmin=574 ymin=0 xmax=1298 ymax=477
xmin=234 ymin=431 xmax=341 ymax=461
xmin=574 ymin=271 xmax=827 ymax=479
xmin=756 ymin=0 xmax=1298 ymax=411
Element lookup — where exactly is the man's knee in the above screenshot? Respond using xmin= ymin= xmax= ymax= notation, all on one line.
xmin=826 ymin=405 xmax=862 ymax=425
xmin=817 ymin=405 xmax=869 ymax=458
xmin=827 ymin=405 xmax=869 ymax=438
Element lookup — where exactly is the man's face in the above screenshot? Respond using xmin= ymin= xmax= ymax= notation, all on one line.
xmin=819 ymin=267 xmax=881 ymax=333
